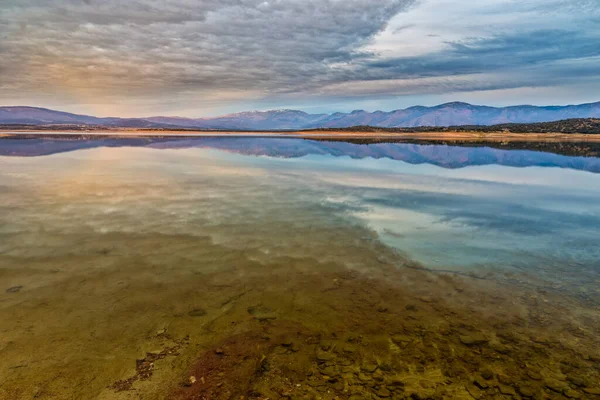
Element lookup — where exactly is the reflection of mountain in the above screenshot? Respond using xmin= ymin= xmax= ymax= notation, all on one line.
xmin=1 ymin=137 xmax=600 ymax=173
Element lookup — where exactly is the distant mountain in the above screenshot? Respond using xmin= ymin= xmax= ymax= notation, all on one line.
xmin=1 ymin=102 xmax=600 ymax=130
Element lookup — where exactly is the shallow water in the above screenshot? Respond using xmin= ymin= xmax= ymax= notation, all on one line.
xmin=1 ymin=137 xmax=599 ymax=399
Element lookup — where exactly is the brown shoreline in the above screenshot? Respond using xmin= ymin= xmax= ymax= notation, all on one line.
xmin=3 ymin=129 xmax=600 ymax=142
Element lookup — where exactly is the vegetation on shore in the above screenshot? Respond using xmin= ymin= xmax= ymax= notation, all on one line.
xmin=2 ymin=118 xmax=600 ymax=134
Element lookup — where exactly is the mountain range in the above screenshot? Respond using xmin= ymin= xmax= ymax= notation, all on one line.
xmin=1 ymin=101 xmax=600 ymax=130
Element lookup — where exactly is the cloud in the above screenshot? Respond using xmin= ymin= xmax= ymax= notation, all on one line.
xmin=0 ymin=0 xmax=599 ymax=115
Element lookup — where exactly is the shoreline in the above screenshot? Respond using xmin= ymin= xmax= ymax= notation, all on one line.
xmin=3 ymin=129 xmax=600 ymax=142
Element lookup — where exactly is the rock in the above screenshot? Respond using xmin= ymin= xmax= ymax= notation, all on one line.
xmin=321 ymin=366 xmax=339 ymax=378
xmin=460 ymin=334 xmax=488 ymax=346
xmin=360 ymin=361 xmax=378 ymax=373
xmin=377 ymin=303 xmax=389 ymax=313
xmin=387 ymin=377 xmax=405 ymax=387
xmin=545 ymin=380 xmax=567 ymax=393
xmin=489 ymin=342 xmax=510 ymax=354
xmin=517 ymin=385 xmax=536 ymax=398
xmin=498 ymin=384 xmax=516 ymax=396
xmin=376 ymin=387 xmax=391 ymax=397
xmin=466 ymin=384 xmax=482 ymax=399
xmin=567 ymin=375 xmax=585 ymax=387
xmin=497 ymin=374 xmax=512 ymax=385
xmin=188 ymin=308 xmax=207 ymax=317
xmin=316 ymin=350 xmax=335 ymax=362
xmin=583 ymin=388 xmax=600 ymax=395
xmin=320 ymin=340 xmax=335 ymax=351
xmin=563 ymin=389 xmax=582 ymax=399
xmin=6 ymin=285 xmax=22 ymax=293
xmin=480 ymin=369 xmax=494 ymax=380
xmin=247 ymin=305 xmax=277 ymax=321
xmin=527 ymin=371 xmax=542 ymax=381
xmin=358 ymin=373 xmax=372 ymax=382
xmin=343 ymin=345 xmax=356 ymax=353
xmin=391 ymin=335 xmax=411 ymax=347
xmin=473 ymin=377 xmax=488 ymax=389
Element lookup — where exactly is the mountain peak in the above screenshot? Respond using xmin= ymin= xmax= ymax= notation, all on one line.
xmin=436 ymin=101 xmax=473 ymax=108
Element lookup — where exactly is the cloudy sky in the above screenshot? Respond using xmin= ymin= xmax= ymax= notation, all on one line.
xmin=1 ymin=0 xmax=599 ymax=117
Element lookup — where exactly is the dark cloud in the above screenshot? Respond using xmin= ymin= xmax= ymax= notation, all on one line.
xmin=0 ymin=0 xmax=599 ymax=115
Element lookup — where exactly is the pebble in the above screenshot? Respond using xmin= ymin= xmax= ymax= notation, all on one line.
xmin=188 ymin=308 xmax=207 ymax=317
xmin=459 ymin=334 xmax=488 ymax=346
xmin=466 ymin=384 xmax=482 ymax=399
xmin=358 ymin=373 xmax=372 ymax=382
xmin=360 ymin=361 xmax=378 ymax=373
xmin=563 ymin=389 xmax=582 ymax=399
xmin=473 ymin=377 xmax=488 ymax=389
xmin=527 ymin=371 xmax=542 ymax=381
xmin=517 ymin=385 xmax=536 ymax=398
xmin=545 ymin=380 xmax=567 ymax=393
xmin=6 ymin=285 xmax=22 ymax=293
xmin=498 ymin=384 xmax=516 ymax=396
xmin=480 ymin=369 xmax=494 ymax=380
xmin=489 ymin=341 xmax=510 ymax=354
xmin=316 ymin=350 xmax=335 ymax=362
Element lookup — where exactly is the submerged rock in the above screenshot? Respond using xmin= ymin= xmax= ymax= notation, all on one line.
xmin=247 ymin=305 xmax=277 ymax=321
xmin=187 ymin=308 xmax=207 ymax=317
xmin=360 ymin=361 xmax=378 ymax=373
xmin=6 ymin=285 xmax=23 ymax=293
xmin=459 ymin=334 xmax=488 ymax=346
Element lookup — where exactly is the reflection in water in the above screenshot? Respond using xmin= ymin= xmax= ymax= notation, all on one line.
xmin=0 ymin=137 xmax=599 ymax=399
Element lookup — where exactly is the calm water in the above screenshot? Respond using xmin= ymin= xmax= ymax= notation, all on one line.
xmin=1 ymin=136 xmax=600 ymax=399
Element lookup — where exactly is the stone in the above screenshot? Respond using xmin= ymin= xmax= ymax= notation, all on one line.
xmin=391 ymin=335 xmax=411 ymax=347
xmin=6 ymin=285 xmax=22 ymax=293
xmin=527 ymin=371 xmax=542 ymax=381
xmin=473 ymin=377 xmax=489 ymax=389
xmin=490 ymin=342 xmax=510 ymax=354
xmin=480 ymin=369 xmax=494 ymax=380
xmin=360 ymin=361 xmax=378 ymax=373
xmin=247 ymin=305 xmax=277 ymax=321
xmin=517 ymin=385 xmax=536 ymax=398
xmin=498 ymin=384 xmax=516 ymax=396
xmin=460 ymin=334 xmax=488 ymax=346
xmin=321 ymin=366 xmax=339 ymax=377
xmin=583 ymin=388 xmax=600 ymax=395
xmin=358 ymin=373 xmax=372 ymax=382
xmin=545 ymin=380 xmax=567 ymax=393
xmin=188 ymin=308 xmax=207 ymax=317
xmin=376 ymin=387 xmax=391 ymax=397
xmin=316 ymin=350 xmax=335 ymax=362
xmin=563 ymin=389 xmax=582 ymax=399
xmin=466 ymin=384 xmax=482 ymax=399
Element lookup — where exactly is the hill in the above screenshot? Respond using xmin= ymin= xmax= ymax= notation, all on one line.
xmin=1 ymin=102 xmax=600 ymax=130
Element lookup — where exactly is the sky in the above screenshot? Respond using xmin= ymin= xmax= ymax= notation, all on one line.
xmin=0 ymin=0 xmax=599 ymax=117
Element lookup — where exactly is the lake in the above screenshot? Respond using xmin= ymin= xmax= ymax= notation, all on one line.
xmin=1 ymin=136 xmax=599 ymax=399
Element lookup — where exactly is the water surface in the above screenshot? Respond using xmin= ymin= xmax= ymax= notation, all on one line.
xmin=1 ymin=137 xmax=599 ymax=399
